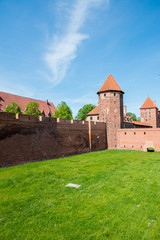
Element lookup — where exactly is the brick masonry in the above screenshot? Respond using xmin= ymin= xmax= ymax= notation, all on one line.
xmin=99 ymin=91 xmax=123 ymax=149
xmin=0 ymin=112 xmax=106 ymax=167
xmin=117 ymin=128 xmax=160 ymax=151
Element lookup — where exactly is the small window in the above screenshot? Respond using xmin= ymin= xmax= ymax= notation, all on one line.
xmin=114 ymin=93 xmax=116 ymax=96
xmin=149 ymin=115 xmax=151 ymax=118
xmin=104 ymin=93 xmax=106 ymax=97
xmin=124 ymin=132 xmax=126 ymax=135
xmin=149 ymin=119 xmax=151 ymax=121
xmin=132 ymin=146 xmax=134 ymax=148
xmin=144 ymin=132 xmax=146 ymax=135
xmin=134 ymin=132 xmax=136 ymax=135
xmin=90 ymin=117 xmax=93 ymax=120
xmin=145 ymin=119 xmax=147 ymax=121
xmin=97 ymin=116 xmax=99 ymax=120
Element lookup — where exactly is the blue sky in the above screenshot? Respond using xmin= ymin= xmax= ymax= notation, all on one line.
xmin=0 ymin=0 xmax=160 ymax=117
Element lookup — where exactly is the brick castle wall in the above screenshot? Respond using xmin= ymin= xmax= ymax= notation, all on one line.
xmin=117 ymin=128 xmax=160 ymax=151
xmin=0 ymin=112 xmax=106 ymax=167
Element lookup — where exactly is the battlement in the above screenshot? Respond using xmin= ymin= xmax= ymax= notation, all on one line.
xmin=0 ymin=112 xmax=95 ymax=126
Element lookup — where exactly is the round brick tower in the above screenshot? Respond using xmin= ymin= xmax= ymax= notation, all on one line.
xmin=97 ymin=74 xmax=124 ymax=149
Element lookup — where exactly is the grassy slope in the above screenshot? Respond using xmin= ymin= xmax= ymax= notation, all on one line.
xmin=0 ymin=150 xmax=160 ymax=240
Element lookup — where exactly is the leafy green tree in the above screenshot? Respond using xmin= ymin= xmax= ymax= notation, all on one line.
xmin=126 ymin=112 xmax=139 ymax=121
xmin=75 ymin=104 xmax=96 ymax=120
xmin=25 ymin=102 xmax=42 ymax=116
xmin=4 ymin=102 xmax=21 ymax=114
xmin=53 ymin=101 xmax=73 ymax=119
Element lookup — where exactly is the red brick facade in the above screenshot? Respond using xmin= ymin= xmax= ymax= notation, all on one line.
xmin=99 ymin=91 xmax=123 ymax=148
xmin=117 ymin=128 xmax=160 ymax=152
xmin=0 ymin=112 xmax=106 ymax=167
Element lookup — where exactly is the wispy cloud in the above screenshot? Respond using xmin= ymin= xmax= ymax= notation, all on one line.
xmin=44 ymin=0 xmax=109 ymax=85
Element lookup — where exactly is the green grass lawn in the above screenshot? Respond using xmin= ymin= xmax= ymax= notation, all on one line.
xmin=0 ymin=150 xmax=160 ymax=240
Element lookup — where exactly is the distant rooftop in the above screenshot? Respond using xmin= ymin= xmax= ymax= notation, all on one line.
xmin=140 ymin=97 xmax=157 ymax=109
xmin=0 ymin=91 xmax=56 ymax=116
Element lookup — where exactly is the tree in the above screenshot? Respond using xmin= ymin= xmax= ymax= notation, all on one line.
xmin=25 ymin=102 xmax=42 ymax=116
xmin=75 ymin=104 xmax=96 ymax=120
xmin=53 ymin=101 xmax=73 ymax=119
xmin=126 ymin=112 xmax=140 ymax=121
xmin=4 ymin=102 xmax=21 ymax=114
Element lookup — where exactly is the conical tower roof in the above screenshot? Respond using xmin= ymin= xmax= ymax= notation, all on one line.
xmin=97 ymin=74 xmax=124 ymax=94
xmin=140 ymin=97 xmax=157 ymax=109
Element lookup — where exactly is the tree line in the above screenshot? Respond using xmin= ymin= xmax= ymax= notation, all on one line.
xmin=4 ymin=101 xmax=140 ymax=121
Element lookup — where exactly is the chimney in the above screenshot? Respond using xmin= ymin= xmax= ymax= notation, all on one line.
xmin=123 ymin=105 xmax=127 ymax=115
xmin=46 ymin=99 xmax=48 ymax=104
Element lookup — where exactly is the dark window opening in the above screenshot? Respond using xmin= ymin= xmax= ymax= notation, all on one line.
xmin=104 ymin=93 xmax=106 ymax=97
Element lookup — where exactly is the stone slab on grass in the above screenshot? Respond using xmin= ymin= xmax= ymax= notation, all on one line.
xmin=65 ymin=183 xmax=81 ymax=188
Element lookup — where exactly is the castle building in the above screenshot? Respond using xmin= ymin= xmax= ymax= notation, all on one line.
xmin=0 ymin=91 xmax=56 ymax=117
xmin=140 ymin=97 xmax=160 ymax=128
xmin=86 ymin=74 xmax=153 ymax=148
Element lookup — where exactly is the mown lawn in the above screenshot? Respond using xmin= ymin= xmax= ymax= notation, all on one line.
xmin=0 ymin=150 xmax=160 ymax=240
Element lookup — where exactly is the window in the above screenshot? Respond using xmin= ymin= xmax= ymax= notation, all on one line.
xmin=114 ymin=93 xmax=116 ymax=96
xmin=145 ymin=119 xmax=147 ymax=121
xmin=97 ymin=116 xmax=99 ymax=120
xmin=149 ymin=119 xmax=151 ymax=121
xmin=149 ymin=115 xmax=151 ymax=118
xmin=104 ymin=93 xmax=106 ymax=97
xmin=90 ymin=117 xmax=93 ymax=120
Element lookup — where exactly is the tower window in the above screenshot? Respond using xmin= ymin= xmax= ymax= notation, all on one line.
xmin=104 ymin=93 xmax=106 ymax=97
xmin=97 ymin=116 xmax=99 ymax=120
xmin=114 ymin=93 xmax=116 ymax=96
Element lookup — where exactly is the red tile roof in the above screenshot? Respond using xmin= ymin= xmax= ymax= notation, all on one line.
xmin=97 ymin=74 xmax=124 ymax=94
xmin=132 ymin=121 xmax=151 ymax=127
xmin=140 ymin=97 xmax=157 ymax=109
xmin=0 ymin=91 xmax=56 ymax=116
xmin=87 ymin=105 xmax=99 ymax=115
xmin=124 ymin=114 xmax=133 ymax=123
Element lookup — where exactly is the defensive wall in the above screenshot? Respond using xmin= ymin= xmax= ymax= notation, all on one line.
xmin=0 ymin=112 xmax=106 ymax=167
xmin=117 ymin=128 xmax=160 ymax=151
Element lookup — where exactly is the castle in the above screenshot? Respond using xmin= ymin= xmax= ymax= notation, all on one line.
xmin=1 ymin=74 xmax=160 ymax=167
xmin=86 ymin=74 xmax=160 ymax=150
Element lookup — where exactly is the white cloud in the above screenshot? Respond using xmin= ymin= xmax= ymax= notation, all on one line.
xmin=44 ymin=0 xmax=110 ymax=85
